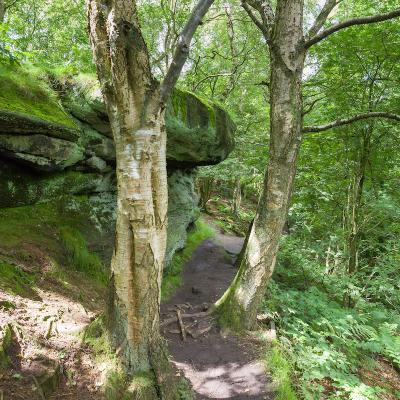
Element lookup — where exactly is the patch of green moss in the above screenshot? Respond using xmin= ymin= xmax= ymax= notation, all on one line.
xmin=0 ymin=195 xmax=113 ymax=296
xmin=0 ymin=160 xmax=112 ymax=208
xmin=170 ymin=88 xmax=216 ymax=128
xmin=0 ymin=261 xmax=37 ymax=298
xmin=82 ymin=315 xmax=111 ymax=357
xmin=166 ymin=89 xmax=235 ymax=165
xmin=0 ymin=63 xmax=77 ymax=129
xmin=0 ymin=324 xmax=13 ymax=370
xmin=177 ymin=378 xmax=195 ymax=400
xmin=60 ymin=226 xmax=107 ymax=284
xmin=162 ymin=219 xmax=215 ymax=301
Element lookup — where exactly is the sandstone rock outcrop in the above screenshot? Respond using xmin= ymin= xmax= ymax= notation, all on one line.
xmin=0 ymin=63 xmax=235 ymax=270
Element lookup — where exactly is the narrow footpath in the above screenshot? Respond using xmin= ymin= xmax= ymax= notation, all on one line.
xmin=161 ymin=226 xmax=274 ymax=400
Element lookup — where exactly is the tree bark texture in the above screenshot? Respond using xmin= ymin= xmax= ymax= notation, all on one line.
xmin=215 ymin=0 xmax=305 ymax=330
xmin=88 ymin=0 xmax=170 ymax=381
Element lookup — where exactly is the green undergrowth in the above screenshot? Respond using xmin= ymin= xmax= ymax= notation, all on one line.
xmin=0 ymin=62 xmax=76 ymax=128
xmin=82 ymin=315 xmax=128 ymax=399
xmin=263 ymin=342 xmax=297 ymax=400
xmin=0 ymin=261 xmax=37 ymax=298
xmin=263 ymin=236 xmax=400 ymax=400
xmin=60 ymin=226 xmax=107 ymax=285
xmin=0 ymin=196 xmax=110 ymax=290
xmin=206 ymin=196 xmax=255 ymax=236
xmin=161 ymin=219 xmax=215 ymax=301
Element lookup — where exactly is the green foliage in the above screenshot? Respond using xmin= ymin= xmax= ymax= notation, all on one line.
xmin=176 ymin=378 xmax=195 ymax=400
xmin=2 ymin=0 xmax=93 ymax=72
xmin=161 ymin=219 xmax=215 ymax=300
xmin=0 ymin=261 xmax=37 ymax=298
xmin=264 ymin=236 xmax=400 ymax=399
xmin=0 ymin=62 xmax=77 ymax=128
xmin=60 ymin=226 xmax=107 ymax=284
xmin=264 ymin=343 xmax=297 ymax=400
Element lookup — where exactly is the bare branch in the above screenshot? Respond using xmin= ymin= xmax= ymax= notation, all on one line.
xmin=160 ymin=0 xmax=215 ymax=104
xmin=241 ymin=2 xmax=268 ymax=38
xmin=305 ymin=8 xmax=400 ymax=49
xmin=193 ymin=72 xmax=232 ymax=90
xmin=302 ymin=96 xmax=326 ymax=116
xmin=307 ymin=0 xmax=341 ymax=39
xmin=303 ymin=112 xmax=400 ymax=133
xmin=247 ymin=0 xmax=274 ymax=27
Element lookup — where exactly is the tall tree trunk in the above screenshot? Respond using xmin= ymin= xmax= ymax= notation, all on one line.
xmin=88 ymin=1 xmax=174 ymax=395
xmin=232 ymin=177 xmax=241 ymax=215
xmin=198 ymin=176 xmax=214 ymax=211
xmin=0 ymin=0 xmax=5 ymax=23
xmin=347 ymin=128 xmax=371 ymax=274
xmin=215 ymin=0 xmax=305 ymax=330
xmin=88 ymin=0 xmax=214 ymax=393
xmin=110 ymin=113 xmax=168 ymax=371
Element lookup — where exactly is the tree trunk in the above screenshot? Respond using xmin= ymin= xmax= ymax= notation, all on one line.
xmin=0 ymin=0 xmax=5 ymax=23
xmin=215 ymin=0 xmax=305 ymax=330
xmin=109 ymin=114 xmax=168 ymax=371
xmin=232 ymin=177 xmax=241 ymax=215
xmin=198 ymin=176 xmax=214 ymax=211
xmin=88 ymin=1 xmax=176 ymax=395
xmin=346 ymin=127 xmax=371 ymax=275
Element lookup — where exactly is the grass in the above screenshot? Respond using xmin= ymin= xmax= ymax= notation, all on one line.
xmin=263 ymin=342 xmax=297 ymax=400
xmin=0 ymin=198 xmax=109 ymax=298
xmin=161 ymin=219 xmax=215 ymax=301
xmin=0 ymin=62 xmax=77 ymax=129
xmin=60 ymin=226 xmax=107 ymax=285
xmin=0 ymin=261 xmax=37 ymax=298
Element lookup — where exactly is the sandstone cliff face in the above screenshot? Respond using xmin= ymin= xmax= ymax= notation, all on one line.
xmin=0 ymin=64 xmax=235 ymax=270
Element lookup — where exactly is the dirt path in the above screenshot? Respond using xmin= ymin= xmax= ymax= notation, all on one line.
xmin=161 ymin=227 xmax=274 ymax=400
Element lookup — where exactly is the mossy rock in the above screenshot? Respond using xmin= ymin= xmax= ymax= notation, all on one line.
xmin=166 ymin=89 xmax=235 ymax=167
xmin=0 ymin=161 xmax=198 ymax=270
xmin=0 ymin=159 xmax=115 ymax=208
xmin=60 ymin=75 xmax=236 ymax=167
xmin=0 ymin=134 xmax=85 ymax=172
xmin=0 ymin=63 xmax=79 ymax=140
xmin=166 ymin=169 xmax=200 ymax=266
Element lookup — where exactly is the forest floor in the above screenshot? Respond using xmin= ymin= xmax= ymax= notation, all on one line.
xmin=0 ymin=269 xmax=106 ymax=400
xmin=161 ymin=220 xmax=275 ymax=400
xmin=0 ymin=214 xmax=275 ymax=400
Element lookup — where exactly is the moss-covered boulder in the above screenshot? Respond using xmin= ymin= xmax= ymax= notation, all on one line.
xmin=166 ymin=90 xmax=235 ymax=167
xmin=166 ymin=169 xmax=199 ymax=266
xmin=0 ymin=160 xmax=115 ymax=208
xmin=0 ymin=134 xmax=85 ymax=172
xmin=0 ymin=64 xmax=79 ymax=141
xmin=60 ymin=75 xmax=235 ymax=167
xmin=0 ymin=63 xmax=235 ymax=271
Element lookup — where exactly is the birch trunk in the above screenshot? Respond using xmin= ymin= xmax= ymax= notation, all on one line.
xmin=88 ymin=2 xmax=176 ymax=395
xmin=88 ymin=0 xmax=214 ymax=393
xmin=215 ymin=0 xmax=305 ymax=330
xmin=232 ymin=177 xmax=241 ymax=215
xmin=109 ymin=115 xmax=168 ymax=371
